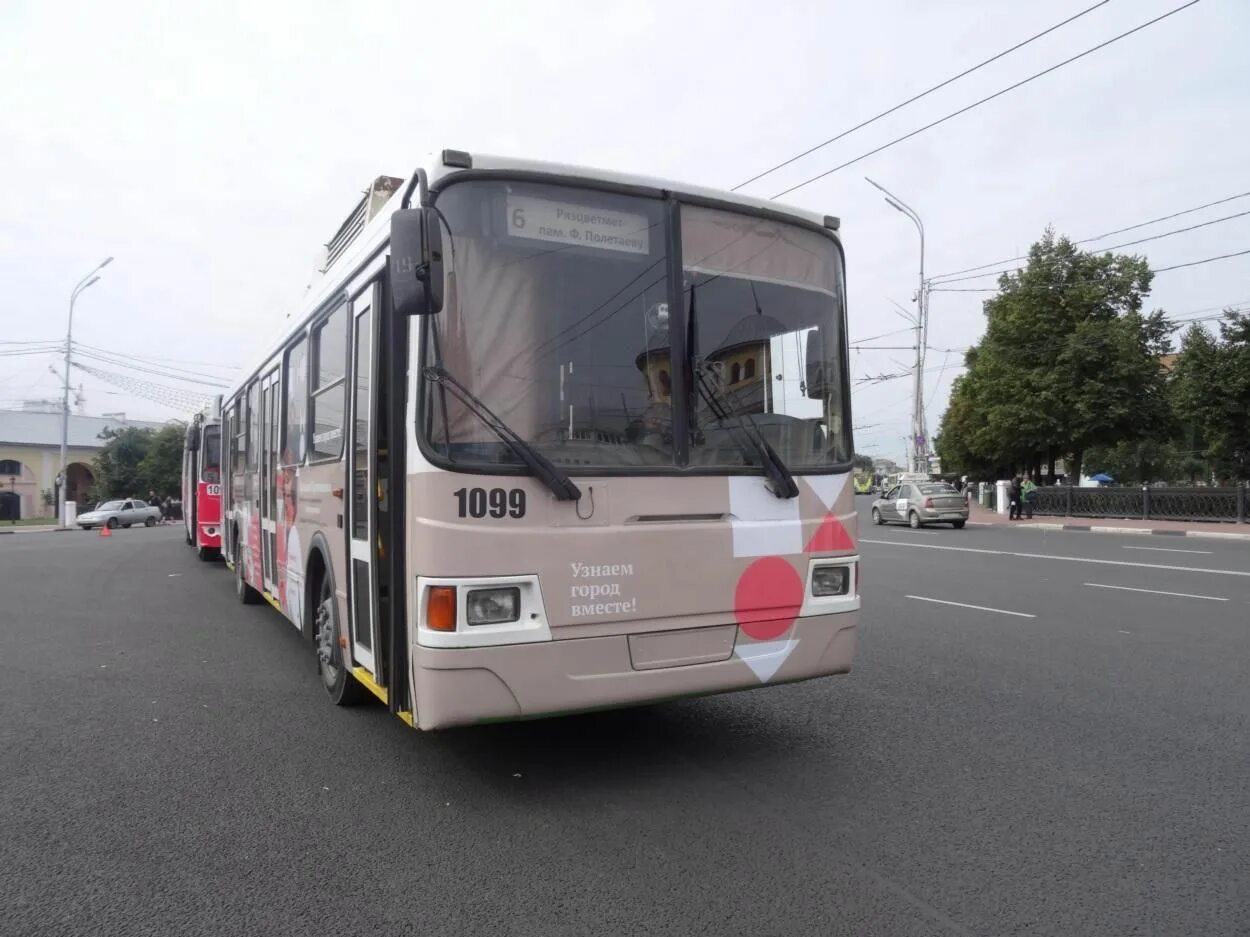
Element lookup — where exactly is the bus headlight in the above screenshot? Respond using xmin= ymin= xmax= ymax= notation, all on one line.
xmin=811 ymin=565 xmax=850 ymax=597
xmin=465 ymin=587 xmax=521 ymax=625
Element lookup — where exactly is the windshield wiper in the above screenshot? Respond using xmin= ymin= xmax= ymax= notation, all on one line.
xmin=423 ymin=365 xmax=582 ymax=502
xmin=695 ymin=368 xmax=799 ymax=499
xmin=686 ymin=280 xmax=798 ymax=499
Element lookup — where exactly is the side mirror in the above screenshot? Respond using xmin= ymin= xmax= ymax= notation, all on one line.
xmin=804 ymin=328 xmax=825 ymax=399
xmin=185 ymin=424 xmax=200 ymax=452
xmin=390 ymin=208 xmax=444 ymax=316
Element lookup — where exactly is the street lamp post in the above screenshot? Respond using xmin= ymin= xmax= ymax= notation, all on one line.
xmin=9 ymin=475 xmax=16 ymax=526
xmin=866 ymin=178 xmax=929 ymax=474
xmin=59 ymin=257 xmax=113 ymax=526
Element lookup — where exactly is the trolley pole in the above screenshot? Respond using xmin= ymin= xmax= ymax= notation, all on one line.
xmin=866 ymin=178 xmax=928 ymax=473
xmin=60 ymin=257 xmax=112 ymax=526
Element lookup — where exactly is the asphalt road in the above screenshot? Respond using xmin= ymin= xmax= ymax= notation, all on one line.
xmin=2 ymin=516 xmax=1248 ymax=936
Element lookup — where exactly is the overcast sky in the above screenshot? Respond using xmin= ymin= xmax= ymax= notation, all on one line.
xmin=2 ymin=0 xmax=1246 ymax=463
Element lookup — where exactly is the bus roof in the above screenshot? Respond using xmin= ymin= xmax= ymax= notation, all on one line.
xmin=224 ymin=150 xmax=843 ymax=400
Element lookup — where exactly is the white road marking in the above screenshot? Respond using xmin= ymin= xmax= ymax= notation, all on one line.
xmin=859 ymin=538 xmax=1250 ymax=579
xmin=904 ymin=595 xmax=1036 ymax=618
xmin=1118 ymin=630 xmax=1132 ymax=634
xmin=1083 ymin=582 xmax=1228 ymax=602
xmin=1122 ymin=545 xmax=1213 ymax=555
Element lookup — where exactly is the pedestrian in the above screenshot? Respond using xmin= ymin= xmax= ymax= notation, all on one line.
xmin=1022 ymin=476 xmax=1038 ymax=519
xmin=1008 ymin=475 xmax=1023 ymax=520
xmin=162 ymin=496 xmax=173 ymax=524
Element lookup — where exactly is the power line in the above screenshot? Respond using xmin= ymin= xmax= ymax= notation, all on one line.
xmin=849 ymin=326 xmax=917 ymax=345
xmin=730 ymin=0 xmax=1112 ymax=192
xmin=770 ymin=1 xmax=1202 ymax=200
xmin=932 ymin=208 xmax=1250 ymax=283
xmin=72 ymin=347 xmax=230 ymax=388
xmin=73 ymin=340 xmax=240 ymax=372
xmin=932 ymin=188 xmax=1250 ymax=280
xmin=1155 ymin=248 xmax=1250 ymax=272
xmin=71 ymin=361 xmax=213 ymax=412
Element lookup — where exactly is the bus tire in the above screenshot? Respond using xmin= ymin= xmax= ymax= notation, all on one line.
xmin=236 ymin=553 xmax=262 ymax=605
xmin=197 ymin=546 xmax=217 ymax=562
xmin=314 ymin=572 xmax=365 ymax=706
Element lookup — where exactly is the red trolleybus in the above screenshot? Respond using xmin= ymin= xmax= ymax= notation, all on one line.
xmin=220 ymin=152 xmax=859 ymax=729
xmin=182 ymin=399 xmax=223 ymax=560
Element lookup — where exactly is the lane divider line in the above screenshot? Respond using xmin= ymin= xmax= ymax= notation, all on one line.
xmin=1122 ymin=546 xmax=1213 ymax=555
xmin=1082 ymin=582 xmax=1228 ymax=602
xmin=859 ymin=538 xmax=1250 ymax=578
xmin=904 ymin=594 xmax=1037 ymax=618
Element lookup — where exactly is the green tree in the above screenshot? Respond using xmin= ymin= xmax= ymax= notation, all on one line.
xmin=1170 ymin=323 xmax=1221 ymax=482
xmin=851 ymin=452 xmax=874 ymax=473
xmin=138 ymin=424 xmax=186 ymax=499
xmin=90 ymin=426 xmax=152 ymax=501
xmin=1208 ymin=311 xmax=1250 ymax=481
xmin=934 ymin=229 xmax=1173 ymax=479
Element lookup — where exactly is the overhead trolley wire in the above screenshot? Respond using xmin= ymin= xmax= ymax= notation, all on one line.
xmin=768 ymin=1 xmax=1203 ymax=200
xmin=731 ymin=0 xmax=1113 ymax=192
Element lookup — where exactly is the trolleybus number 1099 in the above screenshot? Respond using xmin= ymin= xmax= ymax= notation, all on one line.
xmin=453 ymin=486 xmax=527 ymax=519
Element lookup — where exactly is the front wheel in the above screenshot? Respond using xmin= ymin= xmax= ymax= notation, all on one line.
xmin=951 ymin=520 xmax=966 ymax=529
xmin=315 ymin=575 xmax=366 ymax=706
xmin=909 ymin=511 xmax=922 ymax=529
xmin=236 ymin=554 xmax=262 ymax=605
xmin=871 ymin=507 xmax=883 ymax=526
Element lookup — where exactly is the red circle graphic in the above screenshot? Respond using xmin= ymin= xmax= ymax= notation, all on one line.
xmin=734 ymin=556 xmax=804 ymax=641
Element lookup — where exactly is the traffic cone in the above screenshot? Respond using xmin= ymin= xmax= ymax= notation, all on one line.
xmin=99 ymin=525 xmax=111 ymax=538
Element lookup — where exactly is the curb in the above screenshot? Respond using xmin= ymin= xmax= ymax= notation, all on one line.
xmin=967 ymin=520 xmax=1250 ymax=541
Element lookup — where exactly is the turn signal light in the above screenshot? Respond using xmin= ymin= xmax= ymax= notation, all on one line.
xmin=427 ymin=586 xmax=457 ymax=631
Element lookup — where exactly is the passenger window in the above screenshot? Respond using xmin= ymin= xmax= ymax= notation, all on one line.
xmin=310 ymin=303 xmax=348 ymax=460
xmin=284 ymin=335 xmax=308 ymax=465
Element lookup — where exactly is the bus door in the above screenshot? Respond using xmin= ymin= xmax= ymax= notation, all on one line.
xmin=260 ymin=368 xmax=280 ymax=595
xmin=347 ymin=286 xmax=379 ymax=678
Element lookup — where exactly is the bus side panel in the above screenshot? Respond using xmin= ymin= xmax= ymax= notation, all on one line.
xmin=283 ymin=460 xmax=348 ymax=637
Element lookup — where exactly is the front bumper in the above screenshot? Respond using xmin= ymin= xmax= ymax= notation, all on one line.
xmin=409 ymin=613 xmax=858 ymax=729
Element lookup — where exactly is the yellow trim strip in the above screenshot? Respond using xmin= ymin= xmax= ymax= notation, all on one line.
xmin=224 ymin=560 xmax=235 ymax=571
xmin=261 ymin=590 xmax=282 ymax=612
xmin=351 ymin=666 xmax=389 ymax=705
xmin=398 ymin=710 xmax=414 ymax=727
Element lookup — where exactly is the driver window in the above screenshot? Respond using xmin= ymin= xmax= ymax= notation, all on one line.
xmin=885 ymin=486 xmax=899 ymax=500
xmin=122 ymin=501 xmax=133 ymax=509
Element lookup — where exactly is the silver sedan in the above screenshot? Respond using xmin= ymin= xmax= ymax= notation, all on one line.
xmin=871 ymin=482 xmax=968 ymax=529
xmin=76 ymin=499 xmax=162 ymax=530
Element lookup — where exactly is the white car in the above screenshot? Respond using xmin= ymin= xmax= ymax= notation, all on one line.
xmin=77 ymin=499 xmax=162 ymax=530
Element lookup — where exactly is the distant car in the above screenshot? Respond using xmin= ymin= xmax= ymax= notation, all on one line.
xmin=871 ymin=481 xmax=968 ymax=529
xmin=76 ymin=499 xmax=162 ymax=530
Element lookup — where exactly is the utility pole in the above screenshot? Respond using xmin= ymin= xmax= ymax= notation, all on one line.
xmin=866 ymin=178 xmax=929 ymax=473
xmin=60 ymin=257 xmax=113 ymax=526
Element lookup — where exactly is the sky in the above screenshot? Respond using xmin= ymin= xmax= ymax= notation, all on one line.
xmin=1 ymin=0 xmax=1247 ymax=464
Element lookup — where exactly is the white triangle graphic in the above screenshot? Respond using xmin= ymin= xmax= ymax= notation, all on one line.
xmin=734 ymin=639 xmax=797 ymax=683
xmin=805 ymin=473 xmax=848 ymax=511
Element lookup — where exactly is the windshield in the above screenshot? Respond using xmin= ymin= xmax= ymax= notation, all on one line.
xmin=421 ymin=179 xmax=849 ymax=474
xmin=202 ymin=425 xmax=221 ymax=483
xmin=98 ymin=500 xmax=124 ymax=511
xmin=918 ymin=483 xmax=957 ymax=494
